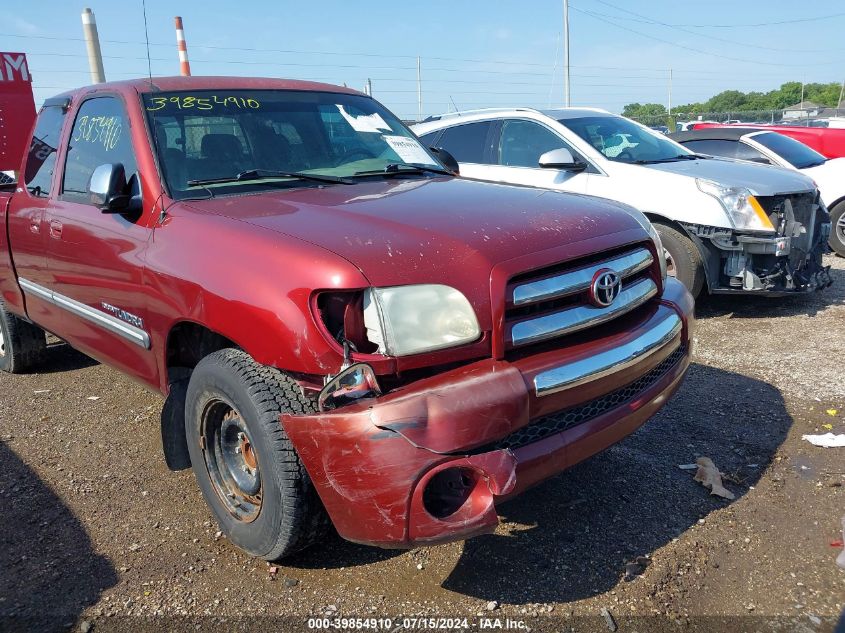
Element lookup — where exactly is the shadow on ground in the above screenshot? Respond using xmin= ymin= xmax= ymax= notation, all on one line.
xmin=0 ymin=441 xmax=117 ymax=631
xmin=33 ymin=342 xmax=99 ymax=374
xmin=439 ymin=362 xmax=792 ymax=604
xmin=696 ymin=256 xmax=844 ymax=319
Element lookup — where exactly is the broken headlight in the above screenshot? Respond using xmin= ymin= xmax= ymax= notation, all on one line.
xmin=363 ymin=285 xmax=480 ymax=356
xmin=696 ymin=179 xmax=774 ymax=232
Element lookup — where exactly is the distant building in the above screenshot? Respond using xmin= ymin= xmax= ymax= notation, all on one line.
xmin=782 ymin=100 xmax=821 ymax=119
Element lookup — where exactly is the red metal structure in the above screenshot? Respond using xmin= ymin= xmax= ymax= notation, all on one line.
xmin=693 ymin=122 xmax=845 ymax=159
xmin=175 ymin=17 xmax=191 ymax=76
xmin=0 ymin=52 xmax=35 ymax=172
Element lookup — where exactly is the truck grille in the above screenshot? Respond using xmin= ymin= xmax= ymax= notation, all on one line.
xmin=505 ymin=244 xmax=657 ymax=350
xmin=485 ymin=345 xmax=685 ymax=452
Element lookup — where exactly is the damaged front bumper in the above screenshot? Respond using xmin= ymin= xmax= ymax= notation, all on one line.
xmin=684 ymin=196 xmax=833 ymax=294
xmin=281 ymin=278 xmax=694 ymax=548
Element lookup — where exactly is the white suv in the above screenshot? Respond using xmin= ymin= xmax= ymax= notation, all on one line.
xmin=413 ymin=108 xmax=831 ymax=297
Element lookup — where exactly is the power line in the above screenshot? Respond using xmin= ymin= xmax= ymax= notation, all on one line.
xmin=570 ymin=5 xmax=841 ymax=67
xmin=589 ymin=3 xmax=845 ymax=28
xmin=586 ymin=0 xmax=845 ymax=53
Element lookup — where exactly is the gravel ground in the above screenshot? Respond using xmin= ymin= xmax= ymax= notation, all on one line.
xmin=1 ymin=255 xmax=844 ymax=633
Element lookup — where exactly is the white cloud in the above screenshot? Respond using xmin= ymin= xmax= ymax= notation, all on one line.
xmin=13 ymin=18 xmax=42 ymax=36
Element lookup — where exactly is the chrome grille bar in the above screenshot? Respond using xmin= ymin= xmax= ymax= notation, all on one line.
xmin=534 ymin=310 xmax=682 ymax=397
xmin=510 ymin=277 xmax=658 ymax=347
xmin=512 ymin=247 xmax=653 ymax=307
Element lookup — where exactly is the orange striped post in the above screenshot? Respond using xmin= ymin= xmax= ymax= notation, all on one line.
xmin=175 ymin=16 xmax=191 ymax=76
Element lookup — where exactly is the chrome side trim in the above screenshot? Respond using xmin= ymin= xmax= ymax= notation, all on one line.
xmin=19 ymin=278 xmax=151 ymax=349
xmin=534 ymin=311 xmax=683 ymax=397
xmin=512 ymin=247 xmax=653 ymax=306
xmin=510 ymin=277 xmax=657 ymax=347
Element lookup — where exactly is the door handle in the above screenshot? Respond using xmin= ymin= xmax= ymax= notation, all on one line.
xmin=30 ymin=219 xmax=40 ymax=234
xmin=49 ymin=220 xmax=63 ymax=239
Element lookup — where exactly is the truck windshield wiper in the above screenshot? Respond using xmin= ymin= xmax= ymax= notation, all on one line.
xmin=187 ymin=169 xmax=354 ymax=187
xmin=354 ymin=163 xmax=451 ymax=177
xmin=632 ymin=154 xmax=705 ymax=165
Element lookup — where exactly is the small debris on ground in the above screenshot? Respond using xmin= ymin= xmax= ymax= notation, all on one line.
xmin=623 ymin=556 xmax=650 ymax=581
xmin=692 ymin=457 xmax=735 ymax=500
xmin=600 ymin=607 xmax=617 ymax=632
xmin=486 ymin=600 xmax=499 ymax=611
xmin=86 ymin=396 xmax=100 ymax=401
xmin=802 ymin=433 xmax=845 ymax=448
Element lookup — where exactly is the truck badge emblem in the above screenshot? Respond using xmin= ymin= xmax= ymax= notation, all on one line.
xmin=590 ymin=269 xmax=621 ymax=308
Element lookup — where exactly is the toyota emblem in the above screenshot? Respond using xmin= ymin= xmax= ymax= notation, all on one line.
xmin=589 ymin=269 xmax=622 ymax=307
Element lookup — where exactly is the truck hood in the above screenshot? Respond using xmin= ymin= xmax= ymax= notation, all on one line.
xmin=183 ymin=177 xmax=646 ymax=287
xmin=644 ymin=156 xmax=815 ymax=196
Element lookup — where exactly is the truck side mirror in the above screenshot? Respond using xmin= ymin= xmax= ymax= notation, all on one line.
xmin=88 ymin=163 xmax=134 ymax=213
xmin=429 ymin=147 xmax=460 ymax=175
xmin=539 ymin=148 xmax=585 ymax=171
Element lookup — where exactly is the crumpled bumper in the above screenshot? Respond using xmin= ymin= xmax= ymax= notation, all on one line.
xmin=282 ymin=278 xmax=694 ymax=548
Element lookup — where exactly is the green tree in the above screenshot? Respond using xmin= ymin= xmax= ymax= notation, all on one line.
xmin=622 ymin=102 xmax=667 ymax=118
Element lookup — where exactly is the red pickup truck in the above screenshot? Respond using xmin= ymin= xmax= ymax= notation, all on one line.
xmin=0 ymin=77 xmax=694 ymax=559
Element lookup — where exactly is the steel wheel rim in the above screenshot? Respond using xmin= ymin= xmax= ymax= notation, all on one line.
xmin=837 ymin=213 xmax=845 ymax=243
xmin=201 ymin=399 xmax=262 ymax=522
xmin=0 ymin=325 xmax=5 ymax=357
xmin=664 ymin=248 xmax=678 ymax=278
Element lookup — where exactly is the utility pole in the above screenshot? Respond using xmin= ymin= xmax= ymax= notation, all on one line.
xmin=365 ymin=78 xmax=372 ymax=96
xmin=668 ymin=68 xmax=672 ymax=116
xmin=563 ymin=0 xmax=571 ymax=107
xmin=80 ymin=8 xmax=105 ymax=84
xmin=416 ymin=56 xmax=422 ymax=121
xmin=838 ymin=78 xmax=844 ymax=113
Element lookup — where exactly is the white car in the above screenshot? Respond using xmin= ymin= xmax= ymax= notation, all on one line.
xmin=413 ymin=108 xmax=832 ymax=296
xmin=670 ymin=126 xmax=845 ymax=256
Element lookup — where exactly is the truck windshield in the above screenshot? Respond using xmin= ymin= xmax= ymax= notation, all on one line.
xmin=143 ymin=90 xmax=444 ymax=198
xmin=559 ymin=115 xmax=696 ymax=164
xmin=752 ymin=132 xmax=826 ymax=169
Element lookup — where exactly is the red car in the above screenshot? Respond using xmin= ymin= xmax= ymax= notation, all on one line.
xmin=693 ymin=122 xmax=845 ymax=159
xmin=0 ymin=77 xmax=693 ymax=559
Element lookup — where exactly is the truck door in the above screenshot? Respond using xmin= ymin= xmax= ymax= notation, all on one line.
xmin=40 ymin=94 xmax=158 ymax=384
xmin=6 ymin=102 xmax=67 ymax=320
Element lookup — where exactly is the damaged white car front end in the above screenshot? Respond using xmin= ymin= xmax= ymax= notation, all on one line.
xmin=683 ymin=183 xmax=832 ymax=294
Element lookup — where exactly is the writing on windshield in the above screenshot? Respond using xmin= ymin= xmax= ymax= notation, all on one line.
xmin=143 ymin=89 xmax=442 ymax=199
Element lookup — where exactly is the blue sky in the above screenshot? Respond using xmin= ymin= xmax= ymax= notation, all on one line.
xmin=4 ymin=1 xmax=844 ymax=118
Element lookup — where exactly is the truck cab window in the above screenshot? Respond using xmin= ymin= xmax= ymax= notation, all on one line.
xmin=62 ymin=96 xmax=139 ymax=200
xmin=24 ymin=105 xmax=66 ymax=197
xmin=434 ymin=121 xmax=493 ymax=164
xmin=498 ymin=119 xmax=572 ymax=168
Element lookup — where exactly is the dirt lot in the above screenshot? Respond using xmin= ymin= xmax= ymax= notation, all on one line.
xmin=2 ymin=255 xmax=844 ymax=633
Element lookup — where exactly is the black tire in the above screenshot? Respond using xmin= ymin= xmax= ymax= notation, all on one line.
xmin=0 ymin=301 xmax=47 ymax=374
xmin=185 ymin=348 xmax=330 ymax=560
xmin=829 ymin=201 xmax=845 ymax=258
xmin=655 ymin=222 xmax=705 ymax=298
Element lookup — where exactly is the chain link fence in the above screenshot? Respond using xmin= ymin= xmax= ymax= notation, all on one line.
xmin=631 ymin=109 xmax=845 ymax=131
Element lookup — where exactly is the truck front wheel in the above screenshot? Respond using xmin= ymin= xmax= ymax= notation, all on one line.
xmin=654 ymin=223 xmax=705 ymax=298
xmin=185 ymin=348 xmax=330 ymax=560
xmin=0 ymin=301 xmax=47 ymax=374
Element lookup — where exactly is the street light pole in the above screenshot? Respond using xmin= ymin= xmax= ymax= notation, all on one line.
xmin=563 ymin=0 xmax=570 ymax=107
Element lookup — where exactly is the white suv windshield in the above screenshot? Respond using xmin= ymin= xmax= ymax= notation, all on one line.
xmin=559 ymin=115 xmax=696 ymax=164
xmin=143 ymin=90 xmax=443 ymax=198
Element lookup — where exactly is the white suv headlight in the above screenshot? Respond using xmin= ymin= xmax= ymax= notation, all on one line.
xmin=363 ymin=285 xmax=481 ymax=356
xmin=696 ymin=179 xmax=774 ymax=232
